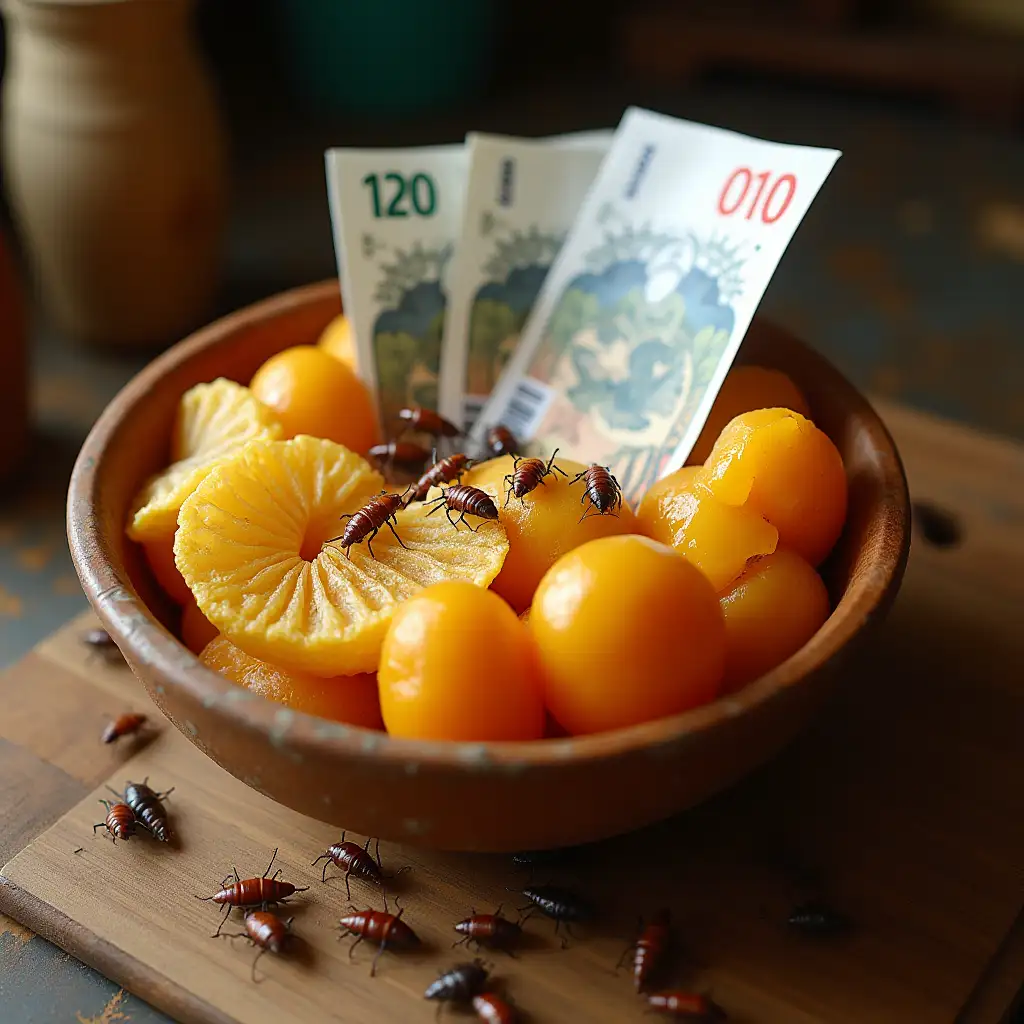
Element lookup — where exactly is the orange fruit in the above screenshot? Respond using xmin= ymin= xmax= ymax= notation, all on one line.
xmin=142 ymin=530 xmax=192 ymax=606
xmin=250 ymin=345 xmax=380 ymax=453
xmin=201 ymin=635 xmax=383 ymax=729
xmin=126 ymin=378 xmax=282 ymax=543
xmin=181 ymin=596 xmax=219 ymax=654
xmin=698 ymin=408 xmax=847 ymax=566
xmin=687 ymin=365 xmax=810 ymax=465
xmin=635 ymin=465 xmax=701 ymax=525
xmin=463 ymin=454 xmax=640 ymax=612
xmin=720 ymin=548 xmax=830 ymax=693
xmin=317 ymin=313 xmax=357 ymax=372
xmin=378 ymin=580 xmax=545 ymax=741
xmin=174 ymin=436 xmax=508 ymax=676
xmin=530 ymin=535 xmax=725 ymax=735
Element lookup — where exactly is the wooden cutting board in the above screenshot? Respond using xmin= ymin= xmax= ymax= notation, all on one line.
xmin=1 ymin=401 xmax=1023 ymax=1024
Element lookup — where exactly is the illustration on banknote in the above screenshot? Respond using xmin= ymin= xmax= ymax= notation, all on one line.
xmin=466 ymin=223 xmax=564 ymax=405
xmin=366 ymin=237 xmax=452 ymax=426
xmin=521 ymin=212 xmax=746 ymax=497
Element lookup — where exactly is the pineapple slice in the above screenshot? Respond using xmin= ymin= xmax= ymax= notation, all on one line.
xmin=175 ymin=436 xmax=509 ymax=676
xmin=127 ymin=379 xmax=282 ymax=543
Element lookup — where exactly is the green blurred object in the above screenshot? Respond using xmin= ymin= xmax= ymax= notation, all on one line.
xmin=280 ymin=1 xmax=496 ymax=116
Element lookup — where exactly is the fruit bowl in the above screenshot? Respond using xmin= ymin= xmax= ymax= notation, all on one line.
xmin=68 ymin=280 xmax=910 ymax=852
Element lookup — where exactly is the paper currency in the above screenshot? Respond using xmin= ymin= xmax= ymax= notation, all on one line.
xmin=472 ymin=107 xmax=840 ymax=500
xmin=325 ymin=144 xmax=467 ymax=431
xmin=438 ymin=131 xmax=609 ymax=430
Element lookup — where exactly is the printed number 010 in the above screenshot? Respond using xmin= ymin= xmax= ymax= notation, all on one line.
xmin=718 ymin=169 xmax=796 ymax=224
xmin=362 ymin=172 xmax=437 ymax=219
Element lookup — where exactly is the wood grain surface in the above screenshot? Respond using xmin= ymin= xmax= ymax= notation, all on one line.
xmin=1 ymin=400 xmax=1023 ymax=1024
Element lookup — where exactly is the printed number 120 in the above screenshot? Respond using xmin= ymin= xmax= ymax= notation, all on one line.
xmin=718 ymin=169 xmax=796 ymax=224
xmin=362 ymin=172 xmax=437 ymax=218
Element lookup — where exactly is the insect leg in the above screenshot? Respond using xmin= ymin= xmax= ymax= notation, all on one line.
xmin=503 ymin=477 xmax=515 ymax=508
xmin=212 ymin=903 xmax=232 ymax=938
xmin=445 ymin=507 xmax=459 ymax=530
xmin=262 ymin=848 xmax=279 ymax=879
xmin=424 ymin=496 xmax=446 ymax=517
xmin=385 ymin=516 xmax=408 ymax=549
xmin=91 ymin=822 xmax=106 ymax=833
xmin=374 ymin=837 xmax=382 ymax=870
xmin=347 ymin=934 xmax=364 ymax=960
xmin=250 ymin=945 xmax=268 ymax=983
xmin=344 ymin=867 xmax=353 ymax=902
xmin=154 ymin=786 xmax=175 ymax=801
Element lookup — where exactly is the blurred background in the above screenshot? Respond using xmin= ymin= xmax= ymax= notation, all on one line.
xmin=0 ymin=2 xmax=1022 ymax=1012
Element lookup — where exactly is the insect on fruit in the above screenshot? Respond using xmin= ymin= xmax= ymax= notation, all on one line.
xmin=222 ymin=910 xmax=293 ymax=982
xmin=485 ymin=424 xmax=519 ymax=458
xmin=786 ymin=900 xmax=851 ymax=937
xmin=620 ymin=907 xmax=671 ymax=993
xmin=424 ymin=959 xmax=490 ymax=1009
xmin=196 ymin=848 xmax=308 ymax=937
xmin=453 ymin=904 xmax=522 ymax=955
xmin=398 ymin=406 xmax=461 ymax=439
xmin=329 ymin=490 xmax=407 ymax=560
xmin=368 ymin=440 xmax=432 ymax=474
xmin=425 ymin=484 xmax=499 ymax=532
xmin=311 ymin=832 xmax=409 ymax=899
xmin=406 ymin=453 xmax=474 ymax=504
xmin=646 ymin=990 xmax=727 ymax=1020
xmin=108 ymin=778 xmax=174 ymax=842
xmin=101 ymin=713 xmax=147 ymax=744
xmin=92 ymin=799 xmax=137 ymax=843
xmin=337 ymin=897 xmax=420 ymax=977
xmin=472 ymin=992 xmax=518 ymax=1024
xmin=83 ymin=628 xmax=126 ymax=665
xmin=515 ymin=885 xmax=592 ymax=947
xmin=570 ymin=464 xmax=622 ymax=521
xmin=503 ymin=449 xmax=567 ymax=507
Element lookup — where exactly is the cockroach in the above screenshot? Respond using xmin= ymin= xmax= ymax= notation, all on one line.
xmin=406 ymin=453 xmax=474 ymax=504
xmin=453 ymin=904 xmax=522 ymax=954
xmin=108 ymin=778 xmax=173 ymax=842
xmin=425 ymin=484 xmax=499 ymax=531
xmin=424 ymin=959 xmax=490 ymax=1008
xmin=338 ymin=900 xmax=420 ymax=976
xmin=329 ymin=490 xmax=407 ymax=559
xmin=197 ymin=849 xmax=308 ymax=937
xmin=472 ymin=993 xmax=518 ymax=1024
xmin=222 ymin=910 xmax=293 ymax=982
xmin=101 ymin=712 xmax=147 ymax=744
xmin=621 ymin=907 xmax=671 ymax=993
xmin=83 ymin=628 xmax=125 ymax=665
xmin=646 ymin=991 xmax=727 ymax=1020
xmin=92 ymin=799 xmax=137 ymax=843
xmin=311 ymin=832 xmax=408 ymax=898
xmin=368 ymin=440 xmax=431 ymax=473
xmin=786 ymin=900 xmax=851 ymax=936
xmin=485 ymin=424 xmax=519 ymax=458
xmin=503 ymin=449 xmax=567 ymax=507
xmin=570 ymin=464 xmax=622 ymax=521
xmin=515 ymin=885 xmax=592 ymax=947
xmin=398 ymin=406 xmax=461 ymax=439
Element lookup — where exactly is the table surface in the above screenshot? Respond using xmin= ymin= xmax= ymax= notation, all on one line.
xmin=1 ymin=77 xmax=1022 ymax=1023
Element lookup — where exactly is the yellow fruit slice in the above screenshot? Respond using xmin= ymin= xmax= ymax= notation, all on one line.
xmin=127 ymin=379 xmax=282 ymax=543
xmin=175 ymin=435 xmax=509 ymax=676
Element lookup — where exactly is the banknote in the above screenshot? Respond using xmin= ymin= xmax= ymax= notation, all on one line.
xmin=438 ymin=132 xmax=609 ymax=430
xmin=472 ymin=107 xmax=841 ymax=500
xmin=325 ymin=144 xmax=467 ymax=432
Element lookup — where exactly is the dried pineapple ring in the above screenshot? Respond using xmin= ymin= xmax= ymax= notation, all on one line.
xmin=175 ymin=436 xmax=509 ymax=676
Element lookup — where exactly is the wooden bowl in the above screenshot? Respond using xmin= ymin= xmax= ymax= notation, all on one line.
xmin=68 ymin=280 xmax=910 ymax=852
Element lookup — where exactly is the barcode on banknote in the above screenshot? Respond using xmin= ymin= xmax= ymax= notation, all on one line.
xmin=461 ymin=396 xmax=487 ymax=434
xmin=501 ymin=378 xmax=555 ymax=440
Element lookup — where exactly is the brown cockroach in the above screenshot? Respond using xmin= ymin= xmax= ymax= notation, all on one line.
xmin=311 ymin=832 xmax=409 ymax=898
xmin=406 ymin=453 xmax=474 ymax=504
xmin=570 ymin=464 xmax=622 ymax=521
xmin=472 ymin=992 xmax=518 ymax=1024
xmin=485 ymin=424 xmax=519 ymax=458
xmin=424 ymin=484 xmax=499 ymax=531
xmin=329 ymin=490 xmax=407 ymax=559
xmin=368 ymin=440 xmax=432 ymax=473
xmin=424 ymin=959 xmax=490 ymax=1006
xmin=222 ymin=910 xmax=293 ymax=982
xmin=453 ymin=904 xmax=522 ymax=955
xmin=620 ymin=907 xmax=671 ymax=992
xmin=108 ymin=778 xmax=173 ymax=842
xmin=503 ymin=449 xmax=567 ymax=507
xmin=398 ymin=406 xmax=461 ymax=439
xmin=101 ymin=713 xmax=147 ymax=744
xmin=338 ymin=898 xmax=420 ymax=976
xmin=92 ymin=799 xmax=137 ymax=843
xmin=197 ymin=848 xmax=308 ymax=937
xmin=83 ymin=627 xmax=126 ymax=666
xmin=646 ymin=990 xmax=727 ymax=1020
